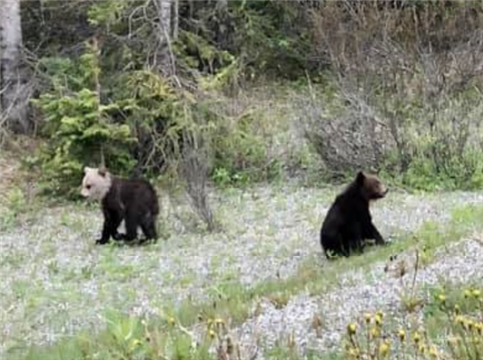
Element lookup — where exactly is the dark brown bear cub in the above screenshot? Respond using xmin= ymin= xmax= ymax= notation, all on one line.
xmin=320 ymin=171 xmax=388 ymax=259
xmin=81 ymin=167 xmax=159 ymax=245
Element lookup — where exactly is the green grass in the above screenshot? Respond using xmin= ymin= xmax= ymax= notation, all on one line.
xmin=0 ymin=187 xmax=29 ymax=232
xmin=7 ymin=202 xmax=483 ymax=360
xmin=424 ymin=283 xmax=483 ymax=339
xmin=241 ymin=203 xmax=483 ymax=302
xmin=338 ymin=282 xmax=483 ymax=360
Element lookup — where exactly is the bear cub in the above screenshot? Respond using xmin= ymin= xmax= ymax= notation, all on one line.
xmin=81 ymin=167 xmax=159 ymax=245
xmin=320 ymin=171 xmax=388 ymax=259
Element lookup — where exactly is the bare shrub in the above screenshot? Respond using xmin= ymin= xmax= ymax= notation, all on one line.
xmin=179 ymin=127 xmax=218 ymax=232
xmin=298 ymin=80 xmax=394 ymax=175
xmin=304 ymin=2 xmax=483 ymax=182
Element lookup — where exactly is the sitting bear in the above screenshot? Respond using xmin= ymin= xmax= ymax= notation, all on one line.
xmin=320 ymin=171 xmax=388 ymax=259
xmin=81 ymin=167 xmax=159 ymax=245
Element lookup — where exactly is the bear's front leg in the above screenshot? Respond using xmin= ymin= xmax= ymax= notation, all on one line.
xmin=368 ymin=222 xmax=386 ymax=245
xmin=96 ymin=211 xmax=123 ymax=245
xmin=96 ymin=220 xmax=112 ymax=245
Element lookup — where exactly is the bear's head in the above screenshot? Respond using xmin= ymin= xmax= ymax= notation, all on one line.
xmin=356 ymin=171 xmax=388 ymax=201
xmin=80 ymin=167 xmax=112 ymax=201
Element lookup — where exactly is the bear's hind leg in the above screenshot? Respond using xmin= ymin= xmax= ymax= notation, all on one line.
xmin=124 ymin=211 xmax=139 ymax=242
xmin=347 ymin=224 xmax=364 ymax=255
xmin=322 ymin=233 xmax=349 ymax=259
xmin=140 ymin=215 xmax=158 ymax=241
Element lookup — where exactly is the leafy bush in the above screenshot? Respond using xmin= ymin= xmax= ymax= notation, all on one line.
xmin=33 ymin=42 xmax=135 ymax=198
xmin=399 ymin=150 xmax=483 ymax=191
xmin=211 ymin=111 xmax=270 ymax=186
xmin=35 ymin=46 xmax=222 ymax=226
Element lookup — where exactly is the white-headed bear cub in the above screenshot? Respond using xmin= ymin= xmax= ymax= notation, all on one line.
xmin=81 ymin=167 xmax=159 ymax=245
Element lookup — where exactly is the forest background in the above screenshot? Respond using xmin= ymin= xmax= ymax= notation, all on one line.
xmin=3 ymin=2 xmax=483 ymax=360
xmin=2 ymin=1 xmax=483 ymax=207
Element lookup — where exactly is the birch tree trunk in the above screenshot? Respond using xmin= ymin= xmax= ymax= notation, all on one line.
xmin=154 ymin=0 xmax=175 ymax=77
xmin=0 ymin=0 xmax=30 ymax=134
xmin=172 ymin=0 xmax=179 ymax=41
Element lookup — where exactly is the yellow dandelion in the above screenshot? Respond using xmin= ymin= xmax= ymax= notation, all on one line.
xmin=376 ymin=310 xmax=384 ymax=319
xmin=437 ymin=294 xmax=446 ymax=303
xmin=375 ymin=314 xmax=383 ymax=326
xmin=429 ymin=345 xmax=439 ymax=358
xmin=379 ymin=340 xmax=390 ymax=357
xmin=475 ymin=322 xmax=483 ymax=335
xmin=348 ymin=347 xmax=360 ymax=358
xmin=370 ymin=326 xmax=381 ymax=339
xmin=168 ymin=316 xmax=176 ymax=325
xmin=132 ymin=339 xmax=142 ymax=347
xmin=419 ymin=344 xmax=426 ymax=354
xmin=413 ymin=331 xmax=421 ymax=344
xmin=347 ymin=323 xmax=357 ymax=336
xmin=455 ymin=315 xmax=465 ymax=326
xmin=473 ymin=338 xmax=481 ymax=345
xmin=208 ymin=329 xmax=216 ymax=339
xmin=472 ymin=289 xmax=481 ymax=299
xmin=465 ymin=289 xmax=472 ymax=299
xmin=214 ymin=318 xmax=224 ymax=324
xmin=398 ymin=328 xmax=406 ymax=341
xmin=364 ymin=313 xmax=372 ymax=324
xmin=454 ymin=304 xmax=461 ymax=314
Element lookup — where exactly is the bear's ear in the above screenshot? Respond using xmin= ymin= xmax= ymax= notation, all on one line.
xmin=356 ymin=171 xmax=365 ymax=185
xmin=84 ymin=166 xmax=92 ymax=174
xmin=98 ymin=167 xmax=107 ymax=177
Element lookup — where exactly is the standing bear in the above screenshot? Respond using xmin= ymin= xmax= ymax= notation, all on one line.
xmin=320 ymin=171 xmax=388 ymax=259
xmin=81 ymin=167 xmax=159 ymax=245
